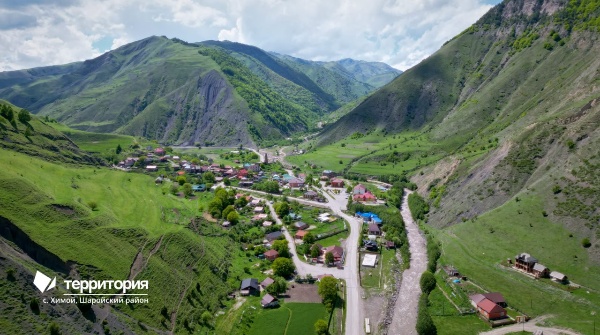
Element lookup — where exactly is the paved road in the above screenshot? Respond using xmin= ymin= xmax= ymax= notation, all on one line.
xmin=479 ymin=316 xmax=582 ymax=335
xmin=388 ymin=190 xmax=428 ymax=335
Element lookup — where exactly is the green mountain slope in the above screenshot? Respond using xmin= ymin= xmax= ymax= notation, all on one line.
xmin=0 ymin=37 xmax=400 ymax=147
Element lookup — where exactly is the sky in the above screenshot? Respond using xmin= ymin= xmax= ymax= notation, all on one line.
xmin=0 ymin=0 xmax=502 ymax=72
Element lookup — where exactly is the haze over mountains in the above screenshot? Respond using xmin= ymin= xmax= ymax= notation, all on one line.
xmin=0 ymin=37 xmax=401 ymax=147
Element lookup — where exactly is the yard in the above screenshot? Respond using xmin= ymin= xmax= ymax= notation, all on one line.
xmin=360 ymin=248 xmax=399 ymax=290
xmin=247 ymin=302 xmax=329 ymax=335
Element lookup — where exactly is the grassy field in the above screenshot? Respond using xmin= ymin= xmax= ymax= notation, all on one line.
xmin=286 ymin=130 xmax=461 ymax=176
xmin=243 ymin=302 xmax=328 ymax=335
xmin=435 ymin=193 xmax=600 ymax=334
xmin=50 ymin=123 xmax=139 ymax=154
xmin=0 ymin=148 xmax=245 ymax=333
xmin=316 ymin=231 xmax=350 ymax=248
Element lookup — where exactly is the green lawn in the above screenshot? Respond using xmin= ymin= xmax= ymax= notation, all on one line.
xmin=246 ymin=302 xmax=328 ymax=335
xmin=286 ymin=131 xmax=452 ymax=176
xmin=285 ymin=303 xmax=328 ymax=335
xmin=248 ymin=306 xmax=290 ymax=335
xmin=316 ymin=231 xmax=349 ymax=247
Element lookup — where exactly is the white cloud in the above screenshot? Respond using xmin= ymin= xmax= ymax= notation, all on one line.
xmin=0 ymin=0 xmax=499 ymax=71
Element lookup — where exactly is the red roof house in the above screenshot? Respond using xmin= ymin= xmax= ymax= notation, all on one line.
xmin=331 ymin=178 xmax=345 ymax=188
xmin=477 ymin=298 xmax=506 ymax=320
xmin=264 ymin=249 xmax=279 ymax=261
xmin=353 ymin=192 xmax=377 ymax=202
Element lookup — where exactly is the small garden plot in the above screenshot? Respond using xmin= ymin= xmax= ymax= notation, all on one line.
xmin=247 ymin=307 xmax=290 ymax=335
xmin=285 ymin=303 xmax=329 ymax=335
xmin=316 ymin=231 xmax=349 ymax=247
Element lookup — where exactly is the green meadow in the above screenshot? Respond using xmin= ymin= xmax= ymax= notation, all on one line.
xmin=434 ymin=194 xmax=600 ymax=334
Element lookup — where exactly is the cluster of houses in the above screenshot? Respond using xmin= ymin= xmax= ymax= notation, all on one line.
xmin=512 ymin=252 xmax=568 ymax=284
xmin=239 ymin=278 xmax=279 ymax=308
xmin=320 ymin=171 xmax=345 ymax=188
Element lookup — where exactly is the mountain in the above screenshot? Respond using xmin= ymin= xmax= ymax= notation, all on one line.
xmin=319 ymin=0 xmax=600 ymax=252
xmin=0 ymin=37 xmax=400 ymax=147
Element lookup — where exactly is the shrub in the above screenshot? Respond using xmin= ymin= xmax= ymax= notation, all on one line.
xmin=30 ymin=298 xmax=40 ymax=314
xmin=48 ymin=322 xmax=61 ymax=335
xmin=582 ymin=238 xmax=591 ymax=248
xmin=87 ymin=201 xmax=98 ymax=211
xmin=552 ymin=185 xmax=562 ymax=194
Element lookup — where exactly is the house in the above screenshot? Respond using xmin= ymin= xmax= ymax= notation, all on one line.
xmin=304 ymin=190 xmax=319 ymax=200
xmin=368 ymin=224 xmax=381 ymax=236
xmin=192 ymin=184 xmax=206 ymax=192
xmin=353 ymin=192 xmax=377 ymax=202
xmin=222 ymin=221 xmax=231 ymax=228
xmin=442 ymin=266 xmax=460 ymax=277
xmin=265 ymin=231 xmax=283 ymax=242
xmin=248 ymin=163 xmax=261 ymax=172
xmin=550 ymin=271 xmax=568 ymax=284
xmin=318 ymin=213 xmax=331 ymax=223
xmin=260 ymin=277 xmax=274 ymax=289
xmin=385 ymin=241 xmax=396 ymax=249
xmin=254 ymin=206 xmax=265 ymax=213
xmin=293 ymin=221 xmax=309 ymax=230
xmin=295 ymin=230 xmax=308 ymax=240
xmin=253 ymin=214 xmax=269 ymax=221
xmin=288 ymin=178 xmax=305 ymax=188
xmin=154 ymin=148 xmax=165 ymax=155
xmin=155 ymin=176 xmax=164 ymax=184
xmin=362 ymin=254 xmax=377 ymax=267
xmin=250 ymin=199 xmax=261 ymax=207
xmin=322 ymin=170 xmax=336 ymax=179
xmin=323 ymin=245 xmax=344 ymax=263
xmin=476 ymin=298 xmax=507 ymax=320
xmin=261 ymin=293 xmax=279 ymax=308
xmin=240 ymin=278 xmax=259 ymax=296
xmin=145 ymin=165 xmax=158 ymax=172
xmin=470 ymin=292 xmax=507 ymax=309
xmin=353 ymin=184 xmax=367 ymax=195
xmin=238 ymin=169 xmax=249 ymax=178
xmin=515 ymin=253 xmax=538 ymax=272
xmin=262 ymin=221 xmax=274 ymax=227
xmin=532 ymin=263 xmax=549 ymax=278
xmin=331 ymin=178 xmax=344 ymax=188
xmin=264 ymin=249 xmax=279 ymax=261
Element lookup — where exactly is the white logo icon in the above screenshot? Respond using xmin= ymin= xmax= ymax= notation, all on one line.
xmin=33 ymin=271 xmax=56 ymax=293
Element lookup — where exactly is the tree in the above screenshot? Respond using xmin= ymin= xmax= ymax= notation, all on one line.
xmin=18 ymin=108 xmax=31 ymax=124
xmin=223 ymin=177 xmax=231 ymax=186
xmin=314 ymin=319 xmax=329 ymax=335
xmin=310 ymin=244 xmax=321 ymax=258
xmin=222 ymin=205 xmax=235 ymax=219
xmin=208 ymin=197 xmax=224 ymax=218
xmin=303 ymin=232 xmax=315 ymax=245
xmin=226 ymin=210 xmax=240 ymax=224
xmin=274 ymin=202 xmax=290 ymax=217
xmin=183 ymin=183 xmax=193 ymax=197
xmin=87 ymin=201 xmax=98 ymax=211
xmin=318 ymin=276 xmax=338 ymax=310
xmin=234 ymin=196 xmax=248 ymax=208
xmin=272 ymin=257 xmax=295 ymax=278
xmin=272 ymin=239 xmax=290 ymax=258
xmin=420 ymin=271 xmax=436 ymax=294
xmin=266 ymin=276 xmax=288 ymax=296
xmin=203 ymin=171 xmax=216 ymax=183
xmin=176 ymin=175 xmax=187 ymax=186
xmin=200 ymin=311 xmax=212 ymax=325
xmin=325 ymin=252 xmax=334 ymax=266
xmin=170 ymin=184 xmax=179 ymax=195
xmin=116 ymin=144 xmax=122 ymax=154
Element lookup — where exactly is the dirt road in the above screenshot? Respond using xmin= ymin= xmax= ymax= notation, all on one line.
xmin=387 ymin=190 xmax=428 ymax=335
xmin=479 ymin=316 xmax=582 ymax=335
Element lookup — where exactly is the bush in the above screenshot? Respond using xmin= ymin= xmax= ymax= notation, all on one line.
xmin=314 ymin=319 xmax=329 ymax=335
xmin=30 ymin=298 xmax=40 ymax=314
xmin=582 ymin=238 xmax=591 ymax=248
xmin=552 ymin=185 xmax=562 ymax=194
xmin=408 ymin=193 xmax=429 ymax=221
xmin=48 ymin=322 xmax=61 ymax=335
xmin=87 ymin=201 xmax=98 ymax=211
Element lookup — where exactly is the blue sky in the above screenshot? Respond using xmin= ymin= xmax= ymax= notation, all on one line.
xmin=0 ymin=0 xmax=502 ymax=71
